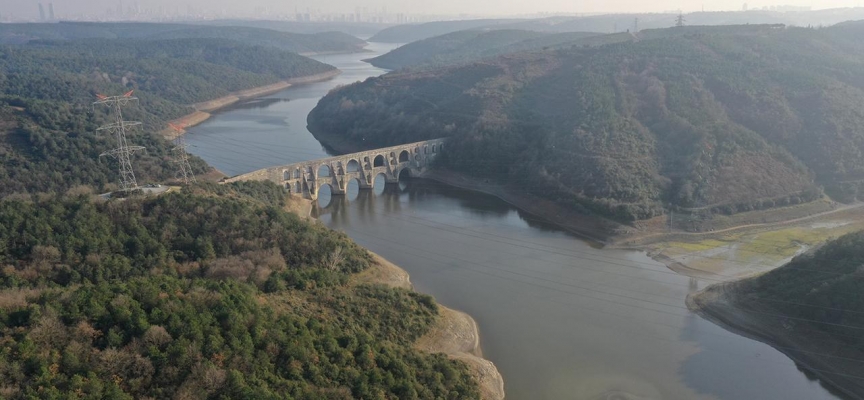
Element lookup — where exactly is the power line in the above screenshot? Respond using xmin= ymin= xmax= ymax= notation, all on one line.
xmin=94 ymin=92 xmax=144 ymax=191
xmin=172 ymin=136 xmax=196 ymax=185
xmin=167 ymin=123 xmax=196 ymax=185
xmin=341 ymin=225 xmax=864 ymax=373
xmin=330 ymin=191 xmax=864 ymax=340
xmin=203 ymin=135 xmax=857 ymax=283
xmin=314 ymin=181 xmax=864 ymax=317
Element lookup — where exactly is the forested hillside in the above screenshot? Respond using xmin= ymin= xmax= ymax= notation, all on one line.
xmin=0 ymin=38 xmax=334 ymax=196
xmin=367 ymin=30 xmax=605 ymax=70
xmin=0 ymin=27 xmax=485 ymax=398
xmin=693 ymin=230 xmax=864 ymax=398
xmin=0 ymin=182 xmax=479 ymax=399
xmin=311 ymin=23 xmax=864 ymax=221
xmin=0 ymin=22 xmax=367 ymax=53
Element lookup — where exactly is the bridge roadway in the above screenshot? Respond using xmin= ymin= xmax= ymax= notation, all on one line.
xmin=223 ymin=138 xmax=447 ymax=200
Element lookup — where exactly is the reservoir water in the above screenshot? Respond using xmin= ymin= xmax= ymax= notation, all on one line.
xmin=186 ymin=43 xmax=842 ymax=400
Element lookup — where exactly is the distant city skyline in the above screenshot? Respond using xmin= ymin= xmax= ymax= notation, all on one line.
xmin=1 ymin=0 xmax=861 ymax=22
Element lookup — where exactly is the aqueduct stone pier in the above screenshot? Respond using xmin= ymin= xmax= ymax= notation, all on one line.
xmin=223 ymin=138 xmax=447 ymax=200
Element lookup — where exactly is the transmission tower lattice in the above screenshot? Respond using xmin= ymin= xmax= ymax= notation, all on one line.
xmin=94 ymin=92 xmax=145 ymax=191
xmin=168 ymin=121 xmax=196 ymax=185
xmin=172 ymin=136 xmax=196 ymax=184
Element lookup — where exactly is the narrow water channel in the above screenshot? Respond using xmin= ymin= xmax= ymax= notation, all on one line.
xmin=185 ymin=43 xmax=842 ymax=400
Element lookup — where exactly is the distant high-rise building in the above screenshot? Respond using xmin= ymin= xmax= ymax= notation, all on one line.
xmin=38 ymin=3 xmax=46 ymax=20
xmin=48 ymin=3 xmax=54 ymax=20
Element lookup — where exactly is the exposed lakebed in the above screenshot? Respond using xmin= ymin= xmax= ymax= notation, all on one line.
xmin=185 ymin=42 xmax=841 ymax=400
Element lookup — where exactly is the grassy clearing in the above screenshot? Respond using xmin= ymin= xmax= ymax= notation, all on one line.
xmin=654 ymin=218 xmax=864 ymax=279
xmin=663 ymin=238 xmax=730 ymax=253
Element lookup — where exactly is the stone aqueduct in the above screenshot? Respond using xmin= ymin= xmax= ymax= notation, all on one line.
xmin=223 ymin=138 xmax=447 ymax=200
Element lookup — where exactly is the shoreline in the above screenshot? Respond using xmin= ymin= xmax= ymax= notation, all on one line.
xmin=160 ymin=69 xmax=343 ymax=140
xmin=306 ymin=127 xmax=626 ymax=245
xmin=307 ymin=126 xmax=854 ymax=248
xmin=688 ymin=282 xmax=863 ymax=400
xmin=354 ymin=252 xmax=506 ymax=400
xmin=419 ymin=169 xmax=625 ymax=245
xmin=298 ymin=48 xmax=374 ymax=57
xmin=289 ymin=194 xmax=505 ymax=399
xmin=305 ymin=128 xmax=864 ymax=398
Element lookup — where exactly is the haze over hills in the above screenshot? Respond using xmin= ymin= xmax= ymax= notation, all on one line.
xmin=369 ymin=18 xmax=524 ymax=43
xmin=0 ymin=22 xmax=367 ymax=53
xmin=311 ymin=23 xmax=864 ymax=221
xmin=195 ymin=19 xmax=392 ymax=38
xmin=369 ymin=8 xmax=864 ymax=43
xmin=367 ymin=30 xmax=626 ymax=70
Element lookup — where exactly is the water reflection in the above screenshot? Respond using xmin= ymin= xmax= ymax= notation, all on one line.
xmin=317 ymin=177 xmax=841 ymax=400
xmin=219 ymin=97 xmax=289 ymax=112
xmin=185 ymin=42 xmax=398 ymax=176
xmin=677 ymin=276 xmax=839 ymax=400
xmin=318 ymin=178 xmax=524 ymax=225
xmin=316 ymin=184 xmax=333 ymax=208
xmin=185 ymin=41 xmax=842 ymax=400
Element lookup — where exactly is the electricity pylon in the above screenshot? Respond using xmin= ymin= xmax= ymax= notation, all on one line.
xmin=94 ymin=90 xmax=144 ymax=191
xmin=168 ymin=122 xmax=196 ymax=184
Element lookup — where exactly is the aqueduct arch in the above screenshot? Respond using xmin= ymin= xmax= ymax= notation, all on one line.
xmin=224 ymin=138 xmax=447 ymax=200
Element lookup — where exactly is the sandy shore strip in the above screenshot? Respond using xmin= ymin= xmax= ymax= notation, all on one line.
xmin=352 ymin=253 xmax=506 ymax=400
xmin=281 ymin=194 xmax=505 ymax=399
xmin=160 ymin=70 xmax=342 ymax=140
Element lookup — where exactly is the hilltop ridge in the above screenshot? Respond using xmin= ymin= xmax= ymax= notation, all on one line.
xmin=311 ymin=24 xmax=864 ymax=221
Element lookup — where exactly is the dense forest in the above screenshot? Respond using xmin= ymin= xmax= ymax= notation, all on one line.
xmin=311 ymin=23 xmax=864 ymax=221
xmin=367 ymin=30 xmax=607 ymax=70
xmin=0 ymin=22 xmax=367 ymax=54
xmin=0 ymin=37 xmax=335 ymax=196
xmin=0 ymin=23 xmax=482 ymax=398
xmin=1 ymin=38 xmax=335 ymax=105
xmin=0 ymin=183 xmax=479 ymax=399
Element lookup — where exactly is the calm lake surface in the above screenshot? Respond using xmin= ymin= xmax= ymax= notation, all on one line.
xmin=186 ymin=43 xmax=841 ymax=400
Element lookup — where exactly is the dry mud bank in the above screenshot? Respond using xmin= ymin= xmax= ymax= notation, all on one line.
xmin=161 ymin=70 xmax=342 ymax=140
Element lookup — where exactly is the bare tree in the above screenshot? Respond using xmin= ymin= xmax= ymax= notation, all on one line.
xmin=326 ymin=246 xmax=345 ymax=271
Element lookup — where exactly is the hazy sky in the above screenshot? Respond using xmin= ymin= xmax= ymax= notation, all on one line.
xmin=3 ymin=0 xmax=860 ymax=19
